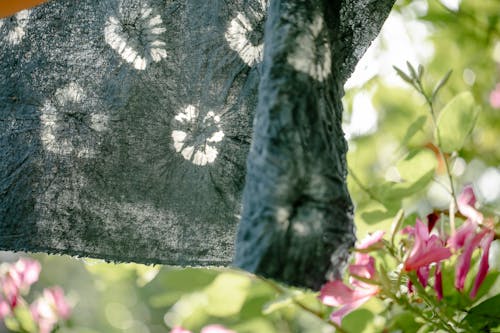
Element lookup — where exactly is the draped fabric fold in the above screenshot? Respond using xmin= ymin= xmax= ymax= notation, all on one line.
xmin=0 ymin=0 xmax=395 ymax=288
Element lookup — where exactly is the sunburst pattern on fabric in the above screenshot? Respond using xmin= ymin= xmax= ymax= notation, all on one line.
xmin=171 ymin=105 xmax=225 ymax=166
xmin=287 ymin=15 xmax=332 ymax=82
xmin=225 ymin=0 xmax=267 ymax=67
xmin=40 ymin=83 xmax=109 ymax=158
xmin=0 ymin=9 xmax=31 ymax=45
xmin=104 ymin=2 xmax=167 ymax=70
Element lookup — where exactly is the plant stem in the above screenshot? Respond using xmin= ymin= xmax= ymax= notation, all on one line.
xmin=417 ymin=84 xmax=459 ymax=207
xmin=408 ymin=274 xmax=462 ymax=332
xmin=348 ymin=167 xmax=384 ymax=205
xmin=256 ymin=276 xmax=348 ymax=333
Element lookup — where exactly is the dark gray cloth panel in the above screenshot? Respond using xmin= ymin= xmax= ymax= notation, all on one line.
xmin=0 ymin=0 xmax=262 ymax=265
xmin=0 ymin=0 xmax=395 ymax=288
xmin=234 ymin=0 xmax=395 ymax=289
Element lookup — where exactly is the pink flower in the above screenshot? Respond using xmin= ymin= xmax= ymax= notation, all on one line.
xmin=170 ymin=327 xmax=192 ymax=333
xmin=490 ymin=84 xmax=500 ymax=109
xmin=319 ymin=280 xmax=379 ymax=325
xmin=455 ymin=228 xmax=495 ymax=296
xmin=0 ymin=258 xmax=40 ymax=318
xmin=356 ymin=230 xmax=385 ymax=250
xmin=31 ymin=287 xmax=71 ymax=333
xmin=435 ymin=263 xmax=443 ymax=301
xmin=1 ymin=274 xmax=20 ymax=308
xmin=448 ymin=220 xmax=477 ymax=251
xmin=201 ymin=324 xmax=236 ymax=333
xmin=416 ymin=266 xmax=430 ymax=287
xmin=451 ymin=186 xmax=494 ymax=297
xmin=404 ymin=219 xmax=452 ymax=271
xmin=470 ymin=230 xmax=494 ymax=298
xmin=457 ymin=185 xmax=483 ymax=224
xmin=0 ymin=297 xmax=10 ymax=319
xmin=320 ymin=236 xmax=381 ymax=326
xmin=11 ymin=259 xmax=41 ymax=288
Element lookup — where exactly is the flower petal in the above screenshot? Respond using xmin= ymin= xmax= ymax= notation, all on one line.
xmin=448 ymin=220 xmax=476 ymax=251
xmin=357 ymin=230 xmax=385 ymax=250
xmin=417 ymin=266 xmax=430 ymax=287
xmin=319 ymin=281 xmax=356 ymax=307
xmin=455 ymin=231 xmax=484 ymax=291
xmin=427 ymin=212 xmax=440 ymax=233
xmin=458 ymin=185 xmax=483 ymax=224
xmin=470 ymin=230 xmax=495 ymax=298
xmin=405 ymin=236 xmax=451 ymax=271
xmin=435 ymin=263 xmax=443 ymax=301
xmin=329 ymin=296 xmax=372 ymax=326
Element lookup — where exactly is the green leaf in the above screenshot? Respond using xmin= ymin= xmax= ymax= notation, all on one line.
xmin=463 ymin=294 xmax=500 ymax=330
xmin=436 ymin=92 xmax=479 ymax=152
xmin=232 ymin=318 xmax=276 ymax=333
xmin=4 ymin=316 xmax=21 ymax=332
xmin=400 ymin=115 xmax=427 ymax=148
xmin=204 ymin=272 xmax=251 ymax=317
xmin=406 ymin=61 xmax=418 ymax=80
xmin=418 ymin=64 xmax=425 ymax=81
xmin=393 ymin=65 xmax=414 ymax=85
xmin=13 ymin=305 xmax=36 ymax=333
xmin=397 ymin=149 xmax=436 ymax=181
xmin=431 ymin=70 xmax=452 ymax=101
xmin=262 ymin=293 xmax=295 ymax=315
xmin=373 ymin=150 xmax=437 ymax=202
xmin=387 ymin=311 xmax=420 ymax=333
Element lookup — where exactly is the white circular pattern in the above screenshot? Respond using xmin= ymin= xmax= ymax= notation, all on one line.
xmin=40 ymin=83 xmax=109 ymax=158
xmin=287 ymin=15 xmax=332 ymax=82
xmin=104 ymin=3 xmax=167 ymax=70
xmin=171 ymin=105 xmax=225 ymax=166
xmin=225 ymin=1 xmax=267 ymax=67
xmin=1 ymin=9 xmax=31 ymax=45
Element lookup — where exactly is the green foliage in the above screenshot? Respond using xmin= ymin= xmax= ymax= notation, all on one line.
xmin=436 ymin=92 xmax=479 ymax=152
xmin=463 ymin=294 xmax=500 ymax=331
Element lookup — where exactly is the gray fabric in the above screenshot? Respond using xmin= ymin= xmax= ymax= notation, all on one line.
xmin=0 ymin=0 xmax=260 ymax=265
xmin=0 ymin=0 xmax=395 ymax=287
xmin=234 ymin=0 xmax=395 ymax=289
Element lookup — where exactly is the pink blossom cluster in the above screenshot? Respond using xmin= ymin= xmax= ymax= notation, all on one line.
xmin=170 ymin=324 xmax=235 ymax=333
xmin=318 ymin=185 xmax=496 ymax=325
xmin=403 ymin=186 xmax=494 ymax=299
xmin=0 ymin=258 xmax=71 ymax=333
xmin=31 ymin=286 xmax=72 ymax=333
xmin=319 ymin=230 xmax=385 ymax=325
xmin=0 ymin=258 xmax=41 ymax=318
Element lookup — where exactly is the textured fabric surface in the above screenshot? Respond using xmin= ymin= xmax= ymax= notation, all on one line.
xmin=0 ymin=0 xmax=262 ymax=265
xmin=0 ymin=0 xmax=395 ymax=287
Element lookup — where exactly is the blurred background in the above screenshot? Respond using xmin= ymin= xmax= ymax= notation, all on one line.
xmin=1 ymin=0 xmax=499 ymax=332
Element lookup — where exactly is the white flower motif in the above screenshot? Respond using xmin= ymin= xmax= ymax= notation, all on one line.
xmin=104 ymin=3 xmax=167 ymax=70
xmin=225 ymin=0 xmax=267 ymax=67
xmin=0 ymin=9 xmax=31 ymax=45
xmin=287 ymin=15 xmax=332 ymax=82
xmin=171 ymin=105 xmax=225 ymax=166
xmin=40 ymin=83 xmax=109 ymax=158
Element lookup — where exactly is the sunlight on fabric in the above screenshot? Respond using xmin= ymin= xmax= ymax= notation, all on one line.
xmin=225 ymin=1 xmax=267 ymax=67
xmin=40 ymin=83 xmax=109 ymax=157
xmin=0 ymin=9 xmax=31 ymax=45
xmin=104 ymin=2 xmax=167 ymax=70
xmin=287 ymin=15 xmax=331 ymax=82
xmin=171 ymin=106 xmax=225 ymax=166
